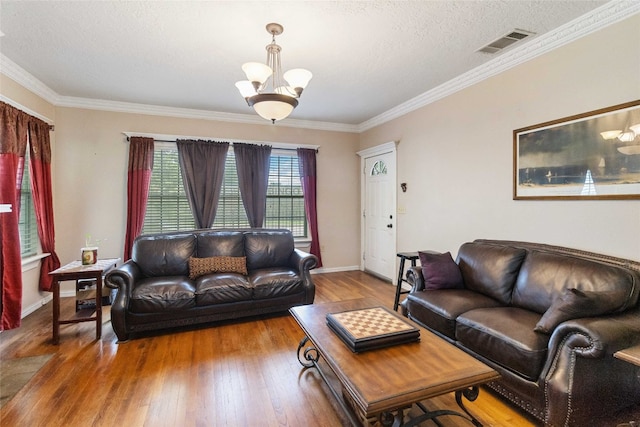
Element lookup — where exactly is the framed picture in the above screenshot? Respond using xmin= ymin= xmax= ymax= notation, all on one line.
xmin=514 ymin=100 xmax=640 ymax=200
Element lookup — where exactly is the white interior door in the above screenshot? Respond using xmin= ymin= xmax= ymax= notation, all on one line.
xmin=364 ymin=152 xmax=396 ymax=281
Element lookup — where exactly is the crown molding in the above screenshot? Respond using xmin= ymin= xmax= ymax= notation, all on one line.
xmin=55 ymin=95 xmax=360 ymax=133
xmin=1 ymin=54 xmax=359 ymax=133
xmin=0 ymin=54 xmax=60 ymax=104
xmin=357 ymin=1 xmax=640 ymax=132
xmin=2 ymin=1 xmax=638 ymax=134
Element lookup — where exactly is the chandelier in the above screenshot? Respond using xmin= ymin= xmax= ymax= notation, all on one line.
xmin=235 ymin=23 xmax=312 ymax=123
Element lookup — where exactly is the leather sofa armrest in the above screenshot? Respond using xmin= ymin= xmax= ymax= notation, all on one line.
xmin=545 ymin=308 xmax=640 ymax=361
xmin=289 ymin=249 xmax=318 ymax=305
xmin=406 ymin=266 xmax=425 ymax=292
xmin=105 ymin=260 xmax=142 ymax=295
xmin=105 ymin=260 xmax=143 ymax=342
xmin=540 ymin=308 xmax=640 ymax=426
xmin=290 ymin=248 xmax=318 ymax=273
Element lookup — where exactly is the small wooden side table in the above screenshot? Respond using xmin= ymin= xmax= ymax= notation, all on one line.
xmin=614 ymin=344 xmax=640 ymax=366
xmin=49 ymin=258 xmax=120 ymax=344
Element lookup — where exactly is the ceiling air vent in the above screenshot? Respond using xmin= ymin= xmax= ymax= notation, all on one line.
xmin=477 ymin=29 xmax=535 ymax=54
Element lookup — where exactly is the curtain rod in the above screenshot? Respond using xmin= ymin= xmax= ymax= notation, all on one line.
xmin=124 ymin=136 xmax=318 ymax=153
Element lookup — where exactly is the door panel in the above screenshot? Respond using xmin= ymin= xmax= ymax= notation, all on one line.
xmin=364 ymin=153 xmax=395 ymax=280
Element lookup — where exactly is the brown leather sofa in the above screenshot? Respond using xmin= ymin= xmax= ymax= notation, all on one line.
xmin=402 ymin=239 xmax=640 ymax=426
xmin=105 ymin=229 xmax=318 ymax=341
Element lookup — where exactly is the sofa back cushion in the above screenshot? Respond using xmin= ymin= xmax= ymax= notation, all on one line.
xmin=133 ymin=233 xmax=196 ymax=277
xmin=457 ymin=242 xmax=527 ymax=305
xmin=512 ymin=250 xmax=637 ymax=314
xmin=244 ymin=230 xmax=294 ymax=271
xmin=196 ymin=231 xmax=245 ymax=257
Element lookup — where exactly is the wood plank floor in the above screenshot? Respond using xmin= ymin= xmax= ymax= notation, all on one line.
xmin=2 ymin=271 xmax=545 ymax=427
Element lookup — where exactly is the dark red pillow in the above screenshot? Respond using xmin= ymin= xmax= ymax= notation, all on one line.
xmin=418 ymin=251 xmax=464 ymax=290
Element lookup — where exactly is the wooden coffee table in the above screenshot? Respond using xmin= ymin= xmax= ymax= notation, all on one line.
xmin=290 ymin=298 xmax=500 ymax=426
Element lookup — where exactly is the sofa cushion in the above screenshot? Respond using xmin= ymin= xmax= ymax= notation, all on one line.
xmin=188 ymin=256 xmax=248 ymax=279
xmin=534 ymin=287 xmax=629 ymax=334
xmin=456 ymin=307 xmax=549 ymax=381
xmin=457 ymin=242 xmax=526 ymax=305
xmin=132 ymin=234 xmax=196 ymax=277
xmin=245 ymin=230 xmax=294 ymax=271
xmin=511 ymin=250 xmax=637 ymax=314
xmin=195 ymin=273 xmax=252 ymax=306
xmin=130 ymin=277 xmax=196 ymax=312
xmin=405 ymin=289 xmax=503 ymax=340
xmin=196 ymin=231 xmax=245 ymax=257
xmin=250 ymin=268 xmax=304 ymax=299
xmin=419 ymin=251 xmax=464 ymax=290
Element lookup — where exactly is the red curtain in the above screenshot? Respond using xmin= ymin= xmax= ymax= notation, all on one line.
xmin=123 ymin=137 xmax=154 ymax=261
xmin=297 ymin=148 xmax=323 ymax=267
xmin=0 ymin=102 xmax=28 ymax=330
xmin=28 ymin=119 xmax=60 ymax=291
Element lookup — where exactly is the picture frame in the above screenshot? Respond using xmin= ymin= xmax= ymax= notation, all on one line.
xmin=513 ymin=100 xmax=640 ymax=200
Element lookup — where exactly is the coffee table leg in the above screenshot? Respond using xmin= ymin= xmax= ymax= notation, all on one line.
xmin=297 ymin=336 xmax=319 ymax=368
xmin=455 ymin=386 xmax=482 ymax=427
xmin=402 ymin=387 xmax=483 ymax=427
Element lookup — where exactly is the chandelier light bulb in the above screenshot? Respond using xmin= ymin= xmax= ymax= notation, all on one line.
xmin=284 ymin=69 xmax=313 ymax=93
xmin=242 ymin=62 xmax=273 ymax=85
xmin=618 ymin=131 xmax=636 ymax=142
xmin=235 ymin=81 xmax=257 ymax=99
xmin=599 ymin=130 xmax=622 ymax=140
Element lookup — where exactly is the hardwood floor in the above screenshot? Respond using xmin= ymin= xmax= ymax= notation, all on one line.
xmin=0 ymin=271 xmax=542 ymax=427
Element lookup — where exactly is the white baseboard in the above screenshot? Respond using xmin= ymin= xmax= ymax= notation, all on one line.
xmin=21 ymin=291 xmax=77 ymax=319
xmin=312 ymin=265 xmax=360 ymax=274
xmin=21 ymin=294 xmax=53 ymax=318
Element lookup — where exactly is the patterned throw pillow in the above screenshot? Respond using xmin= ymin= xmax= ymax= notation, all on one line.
xmin=188 ymin=256 xmax=248 ymax=280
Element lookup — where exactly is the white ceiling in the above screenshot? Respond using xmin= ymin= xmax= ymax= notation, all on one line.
xmin=0 ymin=1 xmax=635 ymax=130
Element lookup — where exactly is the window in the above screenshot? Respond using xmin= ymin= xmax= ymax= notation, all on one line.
xmin=142 ymin=145 xmax=307 ymax=238
xmin=212 ymin=151 xmax=250 ymax=229
xmin=371 ymin=160 xmax=387 ymax=176
xmin=265 ymin=154 xmax=306 ymax=236
xmin=142 ymin=149 xmax=195 ymax=234
xmin=18 ymin=149 xmax=40 ymax=257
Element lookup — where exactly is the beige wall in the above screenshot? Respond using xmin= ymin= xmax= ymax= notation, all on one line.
xmin=359 ymin=14 xmax=640 ymax=261
xmin=52 ymin=109 xmax=361 ymax=272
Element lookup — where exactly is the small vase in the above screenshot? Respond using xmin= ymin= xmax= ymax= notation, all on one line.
xmin=81 ymin=247 xmax=98 ymax=265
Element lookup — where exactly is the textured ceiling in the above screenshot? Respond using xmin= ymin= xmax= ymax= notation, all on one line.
xmin=0 ymin=1 xmax=624 ymax=127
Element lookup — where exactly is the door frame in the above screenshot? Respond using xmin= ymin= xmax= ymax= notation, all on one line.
xmin=357 ymin=141 xmax=397 ymax=280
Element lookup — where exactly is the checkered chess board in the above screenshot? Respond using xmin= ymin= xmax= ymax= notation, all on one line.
xmin=329 ymin=307 xmax=415 ymax=340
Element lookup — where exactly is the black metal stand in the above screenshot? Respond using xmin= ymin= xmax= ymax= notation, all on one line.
xmin=394 ymin=252 xmax=419 ymax=311
xmin=401 ymin=387 xmax=483 ymax=427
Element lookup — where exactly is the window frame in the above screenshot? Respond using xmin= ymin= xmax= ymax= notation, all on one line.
xmin=141 ymin=142 xmax=309 ymax=239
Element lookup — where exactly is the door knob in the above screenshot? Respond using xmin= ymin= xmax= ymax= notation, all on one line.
xmin=387 ymin=224 xmax=393 ymax=228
